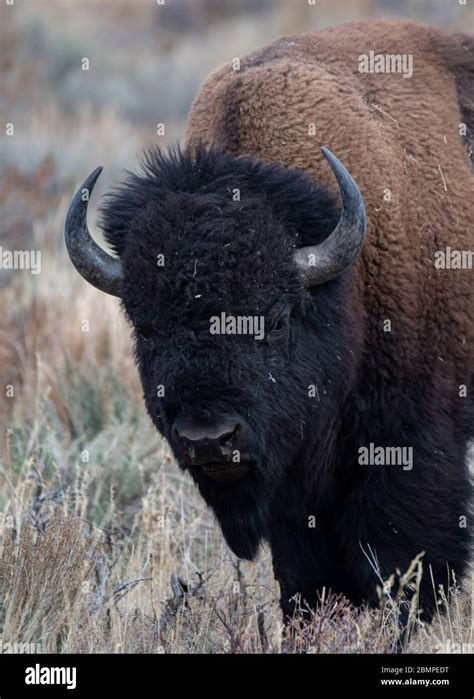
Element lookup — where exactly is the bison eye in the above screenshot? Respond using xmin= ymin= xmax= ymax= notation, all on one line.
xmin=267 ymin=314 xmax=290 ymax=342
xmin=137 ymin=324 xmax=154 ymax=342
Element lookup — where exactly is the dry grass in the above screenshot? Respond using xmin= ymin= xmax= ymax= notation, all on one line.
xmin=1 ymin=450 xmax=470 ymax=655
xmin=0 ymin=452 xmax=472 ymax=654
xmin=1 ymin=0 xmax=472 ymax=654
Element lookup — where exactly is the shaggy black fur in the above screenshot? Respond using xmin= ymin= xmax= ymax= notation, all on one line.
xmin=100 ymin=145 xmax=472 ymax=621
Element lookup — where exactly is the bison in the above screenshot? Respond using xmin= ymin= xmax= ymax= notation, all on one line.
xmin=64 ymin=20 xmax=473 ymax=622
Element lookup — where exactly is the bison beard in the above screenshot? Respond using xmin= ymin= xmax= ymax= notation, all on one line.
xmin=196 ymin=477 xmax=270 ymax=561
xmin=64 ymin=19 xmax=473 ymax=625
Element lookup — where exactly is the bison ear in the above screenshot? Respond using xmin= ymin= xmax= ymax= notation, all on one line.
xmin=294 ymin=147 xmax=367 ymax=286
xmin=64 ymin=167 xmax=124 ymax=297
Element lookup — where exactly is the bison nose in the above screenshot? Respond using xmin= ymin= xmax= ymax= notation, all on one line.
xmin=171 ymin=417 xmax=246 ymax=465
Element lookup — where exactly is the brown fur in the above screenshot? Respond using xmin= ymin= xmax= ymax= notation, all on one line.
xmin=185 ymin=19 xmax=473 ymax=394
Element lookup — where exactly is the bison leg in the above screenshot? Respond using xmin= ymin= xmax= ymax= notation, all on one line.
xmin=268 ymin=513 xmax=350 ymax=623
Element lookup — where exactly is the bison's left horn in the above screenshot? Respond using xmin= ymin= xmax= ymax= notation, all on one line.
xmin=65 ymin=166 xmax=123 ymax=297
xmin=294 ymin=147 xmax=367 ymax=286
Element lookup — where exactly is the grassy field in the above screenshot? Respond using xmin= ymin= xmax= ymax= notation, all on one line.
xmin=1 ymin=0 xmax=472 ymax=654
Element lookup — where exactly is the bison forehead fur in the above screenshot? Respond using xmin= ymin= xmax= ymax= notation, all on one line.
xmin=69 ymin=19 xmax=473 ymax=622
xmin=100 ymin=145 xmax=339 ymax=327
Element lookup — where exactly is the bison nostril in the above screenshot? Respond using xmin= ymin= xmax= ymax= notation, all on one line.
xmin=232 ymin=423 xmax=241 ymax=437
xmin=219 ymin=424 xmax=241 ymax=448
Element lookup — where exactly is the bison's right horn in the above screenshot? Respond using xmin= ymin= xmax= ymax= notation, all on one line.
xmin=64 ymin=167 xmax=123 ymax=297
xmin=294 ymin=147 xmax=367 ymax=286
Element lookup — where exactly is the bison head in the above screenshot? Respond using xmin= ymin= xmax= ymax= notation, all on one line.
xmin=64 ymin=145 xmax=366 ymax=559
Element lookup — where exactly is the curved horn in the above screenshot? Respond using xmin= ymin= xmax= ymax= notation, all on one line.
xmin=294 ymin=147 xmax=367 ymax=287
xmin=65 ymin=166 xmax=123 ymax=297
